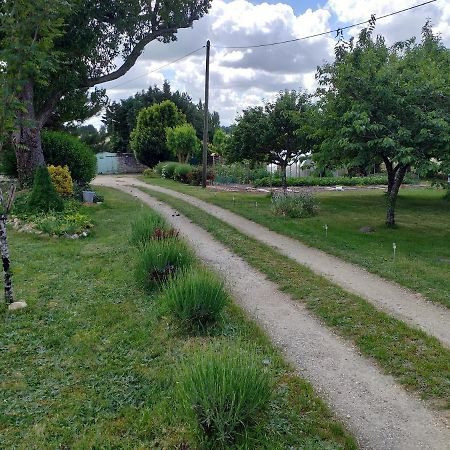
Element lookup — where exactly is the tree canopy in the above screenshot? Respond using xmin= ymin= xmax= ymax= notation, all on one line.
xmin=166 ymin=123 xmax=201 ymax=163
xmin=103 ymin=81 xmax=220 ymax=153
xmin=315 ymin=21 xmax=450 ymax=225
xmin=130 ymin=100 xmax=186 ymax=167
xmin=227 ymin=90 xmax=315 ymax=190
xmin=1 ymin=0 xmax=211 ymax=182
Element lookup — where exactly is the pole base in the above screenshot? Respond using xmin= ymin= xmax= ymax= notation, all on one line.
xmin=8 ymin=301 xmax=27 ymax=311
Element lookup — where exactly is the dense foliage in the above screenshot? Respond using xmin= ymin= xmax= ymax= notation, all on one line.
xmin=166 ymin=123 xmax=201 ymax=163
xmin=315 ymin=22 xmax=450 ymax=225
xmin=42 ymin=131 xmax=97 ymax=183
xmin=47 ymin=165 xmax=73 ymax=196
xmin=104 ymin=81 xmax=220 ymax=153
xmin=130 ymin=100 xmax=186 ymax=166
xmin=1 ymin=0 xmax=212 ymax=181
xmin=271 ymin=192 xmax=319 ymax=219
xmin=27 ymin=166 xmax=64 ymax=213
xmin=226 ymin=90 xmax=315 ymax=190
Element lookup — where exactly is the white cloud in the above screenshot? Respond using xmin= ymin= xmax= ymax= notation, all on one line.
xmin=86 ymin=0 xmax=449 ymax=128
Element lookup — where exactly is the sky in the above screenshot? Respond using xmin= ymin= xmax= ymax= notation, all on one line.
xmin=87 ymin=0 xmax=450 ymax=128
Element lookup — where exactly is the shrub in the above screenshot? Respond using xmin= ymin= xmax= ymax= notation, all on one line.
xmin=27 ymin=166 xmax=64 ymax=213
xmin=161 ymin=268 xmax=229 ymax=330
xmin=215 ymin=163 xmax=269 ymax=184
xmin=135 ymin=238 xmax=193 ymax=290
xmin=179 ymin=345 xmax=271 ymax=447
xmin=173 ymin=163 xmax=193 ymax=183
xmin=161 ymin=161 xmax=179 ymax=179
xmin=143 ymin=168 xmax=157 ymax=177
xmin=48 ymin=165 xmax=73 ymax=196
xmin=130 ymin=211 xmax=173 ymax=247
xmin=271 ymin=192 xmax=319 ymax=218
xmin=42 ymin=131 xmax=96 ymax=183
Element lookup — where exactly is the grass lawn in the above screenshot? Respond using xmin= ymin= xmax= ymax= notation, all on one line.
xmin=0 ymin=188 xmax=356 ymax=449
xmin=141 ymin=177 xmax=450 ymax=308
xmin=138 ymin=187 xmax=450 ymax=411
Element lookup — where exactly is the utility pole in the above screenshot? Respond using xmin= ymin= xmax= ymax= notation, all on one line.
xmin=202 ymin=40 xmax=210 ymax=188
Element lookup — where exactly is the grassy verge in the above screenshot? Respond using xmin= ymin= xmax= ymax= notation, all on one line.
xmin=138 ymin=187 xmax=450 ymax=410
xmin=140 ymin=177 xmax=450 ymax=308
xmin=0 ymin=187 xmax=356 ymax=449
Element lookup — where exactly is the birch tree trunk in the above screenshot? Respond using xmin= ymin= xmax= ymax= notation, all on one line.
xmin=0 ymin=214 xmax=14 ymax=304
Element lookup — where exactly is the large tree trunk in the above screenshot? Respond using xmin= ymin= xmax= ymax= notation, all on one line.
xmin=11 ymin=80 xmax=45 ymax=185
xmin=386 ymin=164 xmax=408 ymax=227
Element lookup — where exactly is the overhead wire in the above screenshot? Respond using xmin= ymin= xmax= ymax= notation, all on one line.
xmin=107 ymin=45 xmax=205 ymax=89
xmin=214 ymin=0 xmax=437 ymax=49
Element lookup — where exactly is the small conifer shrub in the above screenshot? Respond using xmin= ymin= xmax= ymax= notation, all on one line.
xmin=28 ymin=166 xmax=64 ymax=212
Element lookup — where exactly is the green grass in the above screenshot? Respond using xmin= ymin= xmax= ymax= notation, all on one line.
xmin=137 ymin=187 xmax=450 ymax=410
xmin=140 ymin=177 xmax=450 ymax=308
xmin=0 ymin=187 xmax=356 ymax=449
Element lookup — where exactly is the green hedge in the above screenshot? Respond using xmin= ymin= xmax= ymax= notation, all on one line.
xmin=42 ymin=131 xmax=97 ymax=183
xmin=151 ymin=161 xmax=214 ymax=186
xmin=253 ymin=174 xmax=417 ymax=187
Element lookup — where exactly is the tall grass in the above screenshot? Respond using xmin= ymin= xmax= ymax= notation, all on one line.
xmin=136 ymin=239 xmax=194 ymax=290
xmin=161 ymin=268 xmax=229 ymax=330
xmin=130 ymin=211 xmax=169 ymax=247
xmin=271 ymin=192 xmax=319 ymax=218
xmin=179 ymin=345 xmax=271 ymax=448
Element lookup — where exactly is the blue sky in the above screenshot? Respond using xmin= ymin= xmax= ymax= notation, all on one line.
xmin=88 ymin=0 xmax=449 ymax=127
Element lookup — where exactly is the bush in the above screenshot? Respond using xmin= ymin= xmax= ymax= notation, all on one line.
xmin=130 ymin=211 xmax=174 ymax=248
xmin=135 ymin=238 xmax=193 ymax=290
xmin=161 ymin=161 xmax=179 ymax=179
xmin=173 ymin=163 xmax=193 ymax=183
xmin=142 ymin=168 xmax=158 ymax=177
xmin=47 ymin=165 xmax=73 ymax=196
xmin=179 ymin=345 xmax=271 ymax=447
xmin=42 ymin=131 xmax=96 ymax=184
xmin=271 ymin=192 xmax=319 ymax=218
xmin=27 ymin=166 xmax=64 ymax=213
xmin=161 ymin=268 xmax=229 ymax=330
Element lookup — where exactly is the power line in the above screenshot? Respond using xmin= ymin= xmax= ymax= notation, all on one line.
xmin=215 ymin=0 xmax=437 ymax=49
xmin=107 ymin=46 xmax=205 ymax=89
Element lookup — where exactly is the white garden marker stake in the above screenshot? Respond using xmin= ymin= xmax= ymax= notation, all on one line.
xmin=324 ymin=224 xmax=328 ymax=238
xmin=255 ymin=201 xmax=258 ymax=208
xmin=393 ymin=242 xmax=397 ymax=263
xmin=232 ymin=196 xmax=235 ymax=205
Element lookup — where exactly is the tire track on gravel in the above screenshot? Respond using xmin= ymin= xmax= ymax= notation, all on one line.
xmin=94 ymin=177 xmax=450 ymax=450
xmin=112 ymin=176 xmax=450 ymax=348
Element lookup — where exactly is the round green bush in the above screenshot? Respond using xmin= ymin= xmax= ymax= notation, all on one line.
xmin=135 ymin=238 xmax=193 ymax=290
xmin=161 ymin=161 xmax=178 ymax=179
xmin=179 ymin=345 xmax=271 ymax=447
xmin=271 ymin=192 xmax=319 ymax=218
xmin=161 ymin=268 xmax=229 ymax=330
xmin=42 ymin=131 xmax=96 ymax=183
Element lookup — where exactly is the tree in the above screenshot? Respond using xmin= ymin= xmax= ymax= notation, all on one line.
xmin=315 ymin=22 xmax=450 ymax=226
xmin=0 ymin=0 xmax=211 ymax=183
xmin=103 ymin=81 xmax=220 ymax=153
xmin=227 ymin=90 xmax=314 ymax=190
xmin=130 ymin=100 xmax=185 ymax=166
xmin=166 ymin=123 xmax=200 ymax=163
xmin=212 ymin=129 xmax=229 ymax=156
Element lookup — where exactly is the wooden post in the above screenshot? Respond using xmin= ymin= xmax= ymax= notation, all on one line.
xmin=202 ymin=40 xmax=211 ymax=189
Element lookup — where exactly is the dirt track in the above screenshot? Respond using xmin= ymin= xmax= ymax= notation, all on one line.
xmin=101 ymin=175 xmax=450 ymax=348
xmin=94 ymin=176 xmax=450 ymax=450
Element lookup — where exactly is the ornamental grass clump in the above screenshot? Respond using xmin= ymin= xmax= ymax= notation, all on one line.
xmin=161 ymin=268 xmax=229 ymax=330
xmin=179 ymin=346 xmax=271 ymax=448
xmin=271 ymin=192 xmax=319 ymax=218
xmin=136 ymin=238 xmax=193 ymax=290
xmin=130 ymin=211 xmax=177 ymax=247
